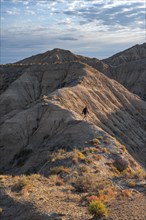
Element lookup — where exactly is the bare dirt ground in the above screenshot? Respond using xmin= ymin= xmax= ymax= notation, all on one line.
xmin=0 ymin=174 xmax=145 ymax=220
xmin=109 ymin=194 xmax=146 ymax=220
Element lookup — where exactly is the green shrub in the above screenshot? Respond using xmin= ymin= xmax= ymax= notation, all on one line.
xmin=88 ymin=200 xmax=108 ymax=217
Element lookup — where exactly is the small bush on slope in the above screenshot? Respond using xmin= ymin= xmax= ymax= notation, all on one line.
xmin=88 ymin=200 xmax=108 ymax=218
xmin=49 ymin=166 xmax=69 ymax=175
xmin=74 ymin=173 xmax=97 ymax=192
xmin=113 ymin=157 xmax=128 ymax=172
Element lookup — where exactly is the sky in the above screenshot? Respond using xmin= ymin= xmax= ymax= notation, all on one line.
xmin=0 ymin=0 xmax=145 ymax=64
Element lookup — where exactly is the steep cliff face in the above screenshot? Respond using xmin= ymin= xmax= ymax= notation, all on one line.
xmin=0 ymin=46 xmax=145 ymax=174
xmin=102 ymin=43 xmax=146 ymax=100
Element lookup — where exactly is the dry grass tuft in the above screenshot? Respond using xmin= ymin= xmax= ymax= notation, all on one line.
xmin=121 ymin=189 xmax=133 ymax=198
xmin=49 ymin=149 xmax=66 ymax=162
xmin=78 ymin=165 xmax=90 ymax=173
xmin=49 ymin=166 xmax=69 ymax=175
xmin=13 ymin=175 xmax=33 ymax=192
xmin=94 ymin=154 xmax=102 ymax=161
xmin=74 ymin=173 xmax=97 ymax=192
xmin=72 ymin=150 xmax=86 ymax=164
xmin=127 ymin=181 xmax=137 ymax=188
xmin=89 ymin=138 xmax=100 ymax=146
xmin=102 ymin=148 xmax=108 ymax=153
xmin=0 ymin=207 xmax=3 ymax=215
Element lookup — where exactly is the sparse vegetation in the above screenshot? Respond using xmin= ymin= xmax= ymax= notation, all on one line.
xmin=96 ymin=136 xmax=103 ymax=140
xmin=88 ymin=200 xmax=108 ymax=218
xmin=0 ymin=207 xmax=3 ymax=215
xmin=121 ymin=189 xmax=133 ymax=198
xmin=132 ymin=169 xmax=145 ymax=179
xmin=49 ymin=166 xmax=69 ymax=175
xmin=89 ymin=147 xmax=95 ymax=153
xmin=113 ymin=157 xmax=128 ymax=172
xmin=87 ymin=195 xmax=99 ymax=203
xmin=97 ymin=187 xmax=116 ymax=202
xmin=77 ymin=151 xmax=86 ymax=160
xmin=89 ymin=138 xmax=100 ymax=146
xmin=72 ymin=150 xmax=86 ymax=164
xmin=122 ymin=168 xmax=133 ymax=178
xmin=127 ymin=181 xmax=137 ymax=188
xmin=122 ymin=168 xmax=145 ymax=179
xmin=49 ymin=149 xmax=66 ymax=162
xmin=0 ymin=175 xmax=9 ymax=181
xmin=56 ymin=177 xmax=64 ymax=186
xmin=74 ymin=173 xmax=97 ymax=192
xmin=78 ymin=165 xmax=89 ymax=173
xmin=0 ymin=45 xmax=146 ymax=220
xmin=110 ymin=166 xmax=121 ymax=175
xmin=120 ymin=146 xmax=126 ymax=152
xmin=103 ymin=139 xmax=109 ymax=144
xmin=102 ymin=148 xmax=108 ymax=153
xmin=85 ymin=157 xmax=93 ymax=165
xmin=29 ymin=174 xmax=42 ymax=180
xmin=97 ymin=178 xmax=113 ymax=190
xmin=94 ymin=154 xmax=102 ymax=161
xmin=14 ymin=175 xmax=32 ymax=191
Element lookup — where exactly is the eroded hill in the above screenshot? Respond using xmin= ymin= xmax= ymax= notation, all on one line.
xmin=0 ymin=46 xmax=146 ymax=220
xmin=0 ymin=49 xmax=146 ymax=174
xmin=102 ymin=43 xmax=146 ymax=100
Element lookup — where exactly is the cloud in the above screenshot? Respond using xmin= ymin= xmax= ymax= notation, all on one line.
xmin=58 ymin=37 xmax=78 ymax=41
xmin=25 ymin=9 xmax=36 ymax=15
xmin=63 ymin=1 xmax=145 ymax=28
xmin=6 ymin=7 xmax=20 ymax=15
xmin=1 ymin=0 xmax=145 ymax=64
xmin=58 ymin=18 xmax=73 ymax=25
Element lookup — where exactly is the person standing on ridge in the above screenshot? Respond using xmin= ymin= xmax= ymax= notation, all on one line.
xmin=82 ymin=106 xmax=89 ymax=120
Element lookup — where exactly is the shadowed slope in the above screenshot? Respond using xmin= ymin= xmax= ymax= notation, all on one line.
xmin=102 ymin=43 xmax=146 ymax=100
xmin=103 ymin=43 xmax=146 ymax=66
